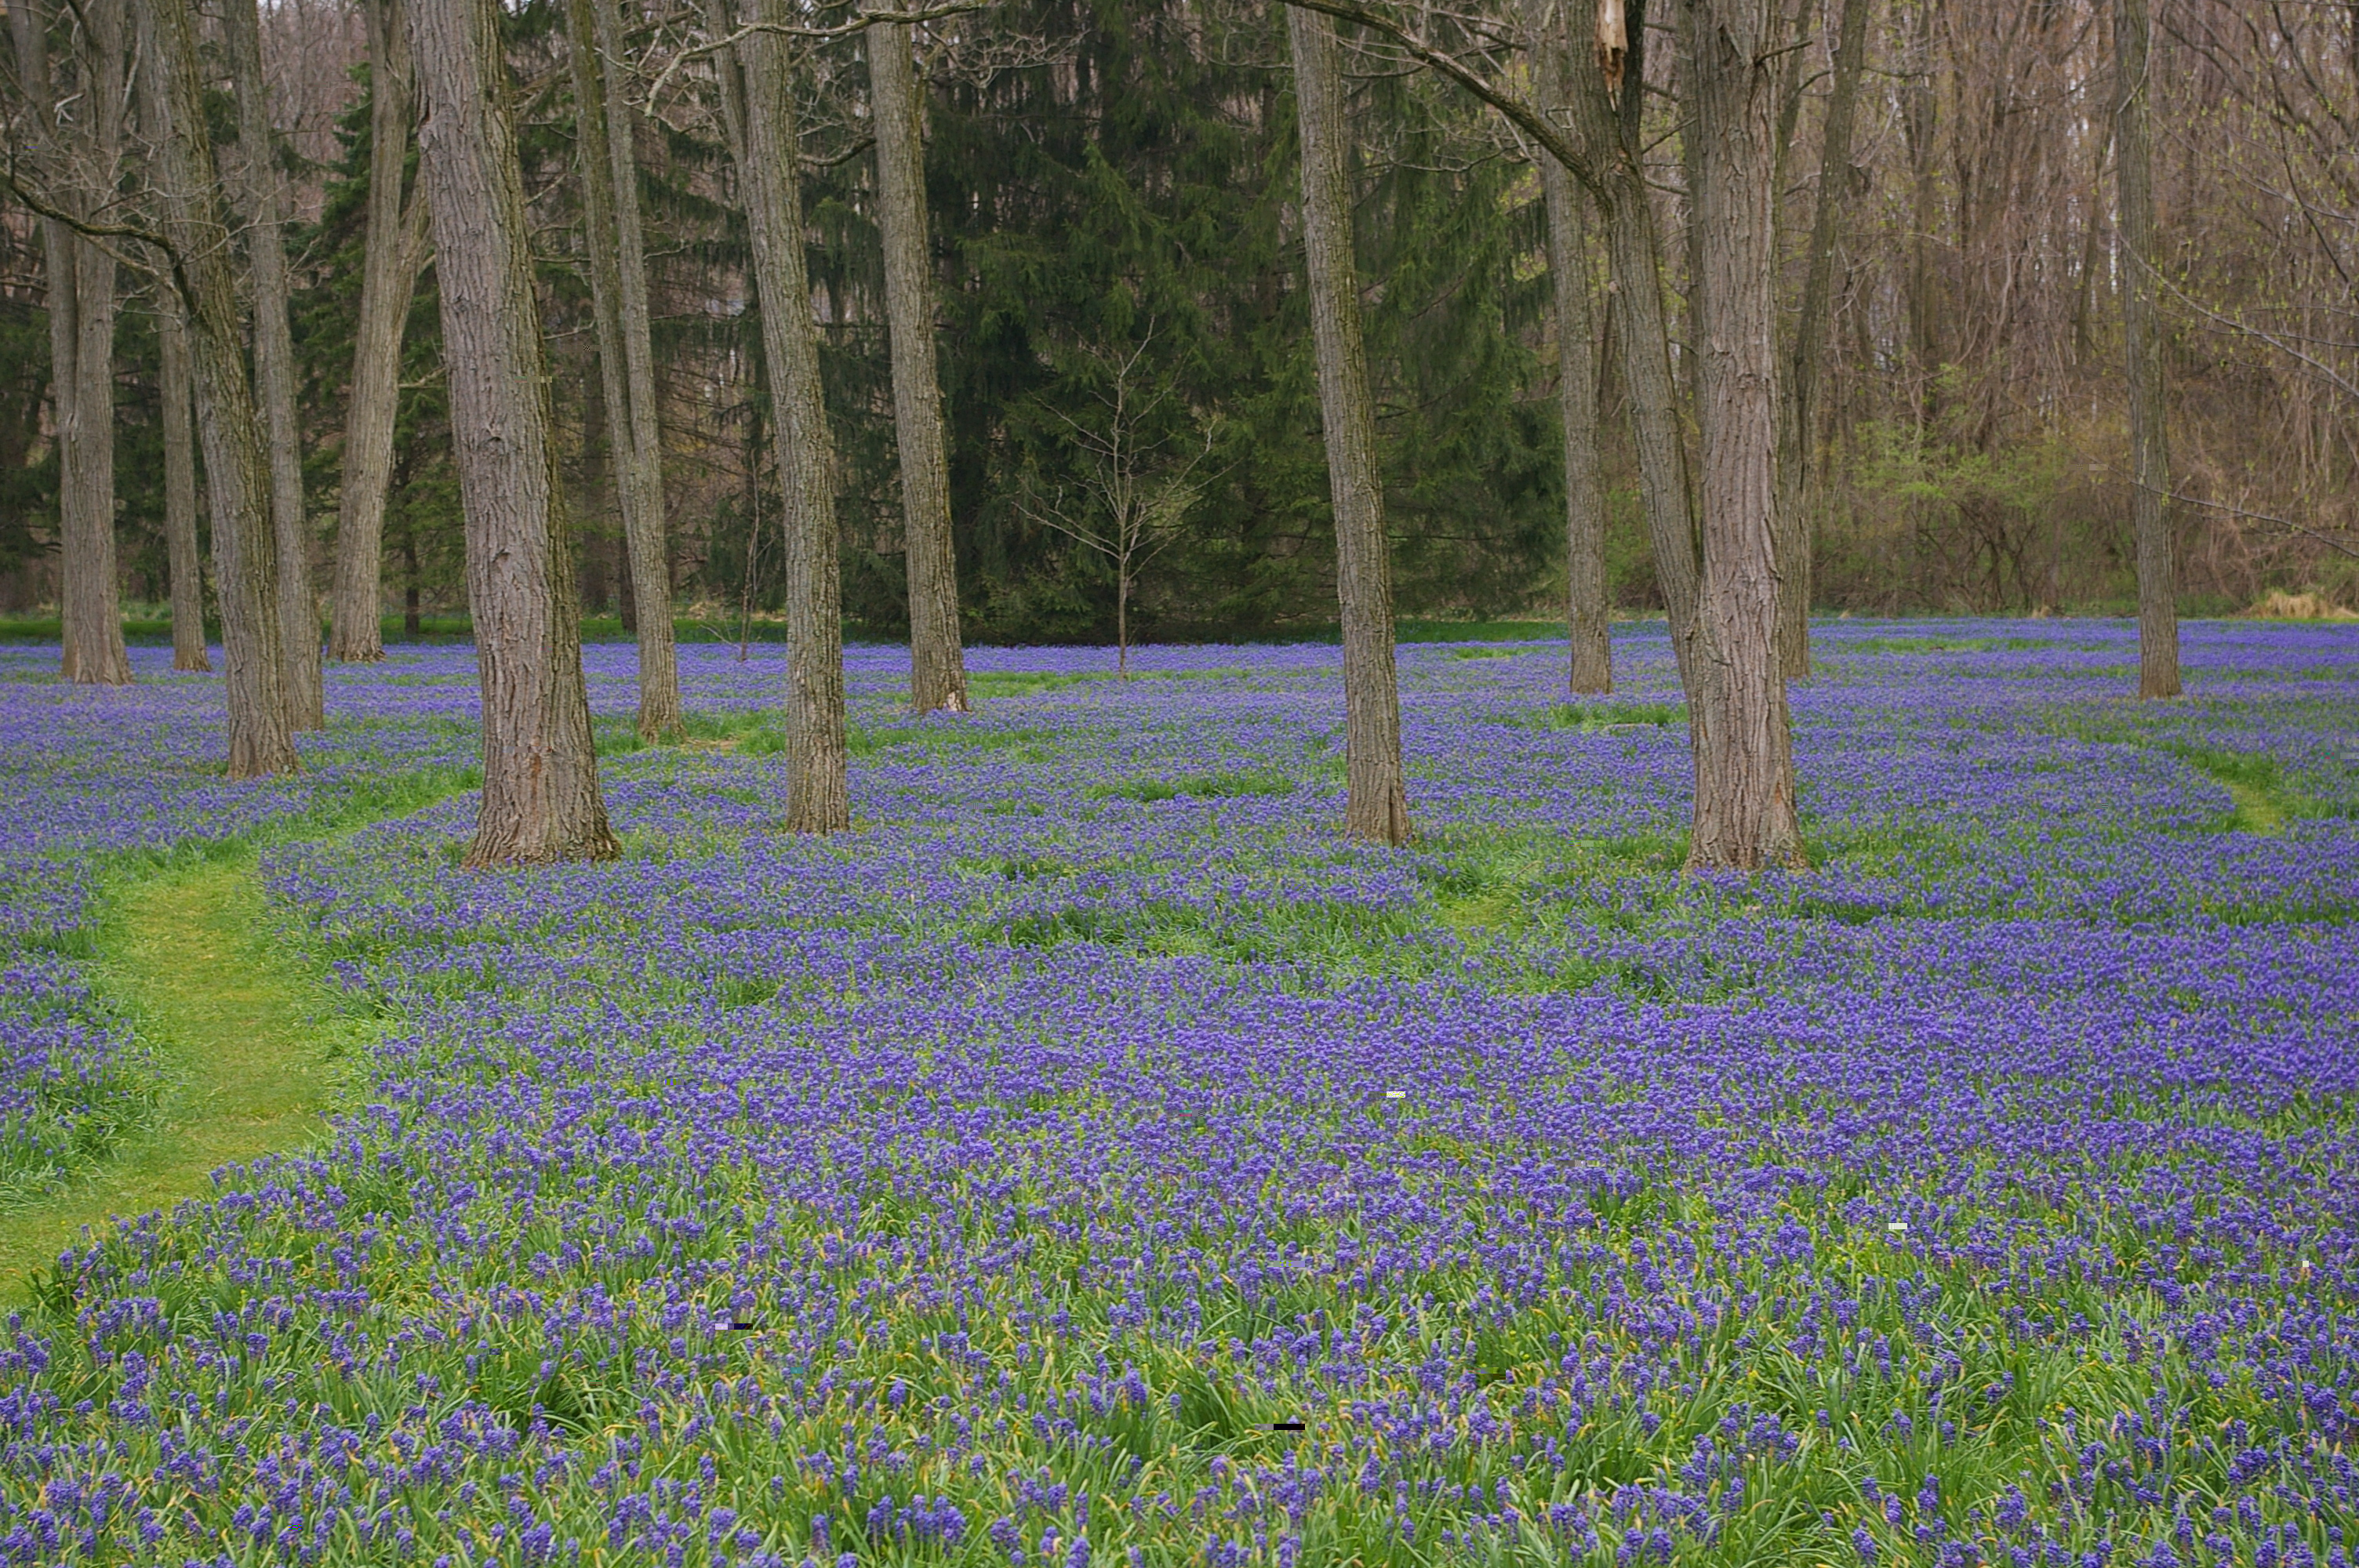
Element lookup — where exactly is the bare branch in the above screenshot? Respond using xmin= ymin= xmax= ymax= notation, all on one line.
xmin=645 ymin=0 xmax=990 ymax=115
xmin=1278 ymin=0 xmax=1608 ymax=202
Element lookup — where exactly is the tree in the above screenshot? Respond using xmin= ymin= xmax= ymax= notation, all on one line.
xmin=407 ymin=0 xmax=619 ymax=863
xmin=1773 ymin=0 xmax=1870 ymax=678
xmin=563 ymin=0 xmax=683 ymax=742
xmin=1685 ymin=0 xmax=1805 ymax=867
xmin=1529 ymin=0 xmax=1610 ymax=693
xmin=1287 ymin=5 xmax=1411 ymax=845
xmin=714 ymin=0 xmax=850 ymax=833
xmin=136 ymin=0 xmax=298 ymax=775
xmin=224 ymin=0 xmax=324 ymax=728
xmin=155 ymin=294 xmax=209 ymax=671
xmin=1280 ymin=0 xmax=1798 ymax=869
xmin=9 ymin=0 xmax=132 ymax=686
xmin=867 ymin=5 xmax=969 ymax=713
xmin=328 ymin=0 xmax=431 ymax=665
xmin=1017 ymin=325 xmax=1213 ymax=677
xmin=2113 ymin=0 xmax=2178 ymax=698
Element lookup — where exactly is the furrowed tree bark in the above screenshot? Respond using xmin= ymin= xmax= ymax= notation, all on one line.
xmin=14 ymin=0 xmax=134 ymax=685
xmin=565 ymin=0 xmax=682 ymax=741
xmin=408 ymin=0 xmax=620 ymax=864
xmin=1532 ymin=0 xmax=1611 ymax=694
xmin=138 ymin=0 xmax=298 ymax=775
xmin=1773 ymin=0 xmax=1869 ymax=679
xmin=725 ymin=0 xmax=849 ymax=832
xmin=157 ymin=297 xmax=211 ymax=671
xmin=329 ymin=0 xmax=430 ymax=664
xmin=225 ymin=0 xmax=324 ymax=728
xmin=867 ymin=6 xmax=969 ymax=714
xmin=1288 ymin=6 xmax=1410 ymax=844
xmin=2113 ymin=0 xmax=2178 ymax=698
xmin=1686 ymin=0 xmax=1805 ymax=869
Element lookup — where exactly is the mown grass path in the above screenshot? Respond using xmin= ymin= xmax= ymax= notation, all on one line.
xmin=0 ymin=858 xmax=340 ymax=1294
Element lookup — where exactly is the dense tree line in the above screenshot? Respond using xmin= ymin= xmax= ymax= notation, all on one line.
xmin=7 ymin=0 xmax=2346 ymax=644
xmin=2 ymin=0 xmax=2354 ymax=865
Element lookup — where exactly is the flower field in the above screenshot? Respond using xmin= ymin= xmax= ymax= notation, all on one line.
xmin=0 ymin=619 xmax=2353 ymax=1567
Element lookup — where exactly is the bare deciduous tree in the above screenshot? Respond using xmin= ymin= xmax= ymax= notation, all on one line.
xmin=226 ymin=0 xmax=324 ymax=728
xmin=156 ymin=292 xmax=209 ymax=672
xmin=1686 ymin=0 xmax=1805 ymax=868
xmin=136 ymin=0 xmax=298 ymax=775
xmin=2114 ymin=0 xmax=2179 ymax=697
xmin=329 ymin=0 xmax=431 ymax=665
xmin=1289 ymin=5 xmax=1411 ymax=845
xmin=718 ymin=0 xmax=849 ymax=832
xmin=1018 ymin=327 xmax=1214 ymax=678
xmin=11 ymin=0 xmax=132 ymax=686
xmin=1773 ymin=0 xmax=1869 ymax=678
xmin=564 ymin=0 xmax=682 ymax=741
xmin=408 ymin=0 xmax=619 ymax=863
xmin=867 ymin=5 xmax=969 ymax=714
xmin=1529 ymin=0 xmax=1611 ymax=693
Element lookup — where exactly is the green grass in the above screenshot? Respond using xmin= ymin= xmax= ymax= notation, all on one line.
xmin=2161 ymin=741 xmax=2293 ymax=833
xmin=1503 ymin=699 xmax=1687 ymax=732
xmin=0 ymin=858 xmax=353 ymax=1298
xmin=1831 ymin=635 xmax=2053 ymax=655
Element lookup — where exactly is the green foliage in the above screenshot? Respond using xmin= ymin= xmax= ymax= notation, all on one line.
xmin=0 ymin=247 xmax=57 ymax=578
xmin=816 ymin=0 xmax=1565 ymax=644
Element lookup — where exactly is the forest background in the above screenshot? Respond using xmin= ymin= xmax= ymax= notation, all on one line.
xmin=2 ymin=0 xmax=2353 ymax=646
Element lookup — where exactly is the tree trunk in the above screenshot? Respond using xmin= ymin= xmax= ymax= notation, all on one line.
xmin=1774 ymin=0 xmax=1870 ymax=677
xmin=14 ymin=0 xmax=135 ymax=685
xmin=565 ymin=0 xmax=683 ymax=741
xmin=1583 ymin=0 xmax=1702 ymax=690
xmin=225 ymin=0 xmax=323 ymax=728
xmin=1532 ymin=0 xmax=1611 ymax=694
xmin=138 ymin=0 xmax=298 ymax=775
xmin=158 ymin=296 xmax=211 ymax=671
xmin=1686 ymin=0 xmax=1805 ymax=869
xmin=329 ymin=0 xmax=430 ymax=664
xmin=2113 ymin=0 xmax=2178 ymax=698
xmin=60 ymin=223 xmax=129 ymax=686
xmin=867 ymin=9 xmax=969 ymax=714
xmin=408 ymin=0 xmax=619 ymax=864
xmin=1903 ymin=0 xmax=1940 ymax=425
xmin=726 ymin=0 xmax=850 ymax=832
xmin=1288 ymin=6 xmax=1409 ymax=844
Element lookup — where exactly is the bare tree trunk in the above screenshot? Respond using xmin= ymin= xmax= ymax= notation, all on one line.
xmin=1903 ymin=0 xmax=1939 ymax=426
xmin=1687 ymin=0 xmax=1805 ymax=869
xmin=1288 ymin=6 xmax=1409 ymax=845
xmin=14 ymin=0 xmax=134 ymax=685
xmin=138 ymin=0 xmax=298 ymax=775
xmin=1532 ymin=0 xmax=1611 ymax=694
xmin=1585 ymin=0 xmax=1703 ymax=689
xmin=867 ymin=9 xmax=969 ymax=714
xmin=565 ymin=0 xmax=683 ymax=741
xmin=63 ymin=211 xmax=129 ymax=685
xmin=329 ymin=0 xmax=429 ymax=664
xmin=1774 ymin=0 xmax=1870 ymax=677
xmin=2113 ymin=0 xmax=2178 ymax=698
xmin=409 ymin=0 xmax=619 ymax=864
xmin=158 ymin=297 xmax=211 ymax=671
xmin=726 ymin=0 xmax=849 ymax=831
xmin=225 ymin=0 xmax=323 ymax=728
